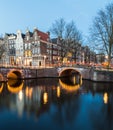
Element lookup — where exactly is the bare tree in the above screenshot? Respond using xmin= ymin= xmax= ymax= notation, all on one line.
xmin=50 ymin=18 xmax=82 ymax=61
xmin=90 ymin=3 xmax=113 ymax=67
xmin=65 ymin=21 xmax=82 ymax=41
xmin=64 ymin=21 xmax=82 ymax=61
xmin=50 ymin=18 xmax=66 ymax=38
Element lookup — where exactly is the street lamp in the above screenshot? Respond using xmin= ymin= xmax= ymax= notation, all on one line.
xmin=19 ymin=57 xmax=22 ymax=66
xmin=44 ymin=55 xmax=46 ymax=68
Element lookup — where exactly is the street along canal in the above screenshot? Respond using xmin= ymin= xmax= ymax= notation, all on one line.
xmin=0 ymin=77 xmax=113 ymax=130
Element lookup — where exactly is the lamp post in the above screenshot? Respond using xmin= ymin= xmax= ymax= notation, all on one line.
xmin=19 ymin=57 xmax=22 ymax=66
xmin=58 ymin=57 xmax=60 ymax=66
xmin=44 ymin=55 xmax=46 ymax=68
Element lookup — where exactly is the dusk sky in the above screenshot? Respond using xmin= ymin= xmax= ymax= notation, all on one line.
xmin=0 ymin=0 xmax=113 ymax=39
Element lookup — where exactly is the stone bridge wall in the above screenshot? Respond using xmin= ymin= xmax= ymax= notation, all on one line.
xmin=90 ymin=69 xmax=113 ymax=82
xmin=77 ymin=67 xmax=113 ymax=82
xmin=0 ymin=67 xmax=113 ymax=82
xmin=23 ymin=68 xmax=58 ymax=78
xmin=0 ymin=67 xmax=58 ymax=81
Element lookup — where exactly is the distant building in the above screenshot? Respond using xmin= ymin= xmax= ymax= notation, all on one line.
xmin=96 ymin=53 xmax=105 ymax=64
xmin=16 ymin=30 xmax=25 ymax=65
xmin=4 ymin=33 xmax=16 ymax=65
xmin=23 ymin=28 xmax=50 ymax=67
xmin=0 ymin=27 xmax=97 ymax=67
xmin=23 ymin=29 xmax=33 ymax=66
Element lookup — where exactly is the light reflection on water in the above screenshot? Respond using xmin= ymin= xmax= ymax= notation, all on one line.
xmin=0 ymin=76 xmax=113 ymax=130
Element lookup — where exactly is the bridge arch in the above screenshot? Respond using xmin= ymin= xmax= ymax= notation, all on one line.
xmin=7 ymin=69 xmax=24 ymax=79
xmin=59 ymin=67 xmax=82 ymax=78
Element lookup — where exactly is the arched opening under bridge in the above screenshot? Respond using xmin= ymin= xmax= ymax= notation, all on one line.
xmin=59 ymin=67 xmax=82 ymax=78
xmin=7 ymin=69 xmax=23 ymax=79
xmin=58 ymin=67 xmax=82 ymax=92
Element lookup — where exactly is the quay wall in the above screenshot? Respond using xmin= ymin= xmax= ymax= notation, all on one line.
xmin=79 ymin=67 xmax=113 ymax=82
xmin=90 ymin=69 xmax=113 ymax=82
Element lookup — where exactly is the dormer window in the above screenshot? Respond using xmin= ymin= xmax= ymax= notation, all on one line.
xmin=34 ymin=31 xmax=37 ymax=40
xmin=27 ymin=35 xmax=29 ymax=41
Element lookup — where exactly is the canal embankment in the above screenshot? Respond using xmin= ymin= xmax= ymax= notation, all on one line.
xmin=80 ymin=66 xmax=113 ymax=82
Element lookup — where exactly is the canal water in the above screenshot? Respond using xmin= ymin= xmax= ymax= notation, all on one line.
xmin=0 ymin=77 xmax=113 ymax=130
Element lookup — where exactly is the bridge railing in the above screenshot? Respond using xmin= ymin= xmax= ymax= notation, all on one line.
xmin=0 ymin=64 xmax=54 ymax=69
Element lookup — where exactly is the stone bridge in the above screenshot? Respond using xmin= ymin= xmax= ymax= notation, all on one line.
xmin=0 ymin=66 xmax=113 ymax=82
xmin=0 ymin=67 xmax=58 ymax=81
xmin=0 ymin=66 xmax=91 ymax=81
xmin=58 ymin=66 xmax=113 ymax=82
xmin=58 ymin=66 xmax=91 ymax=79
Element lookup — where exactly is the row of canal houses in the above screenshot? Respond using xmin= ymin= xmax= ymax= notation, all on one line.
xmin=0 ymin=27 xmax=96 ymax=67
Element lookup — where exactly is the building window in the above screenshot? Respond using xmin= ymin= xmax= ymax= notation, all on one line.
xmin=37 ymin=48 xmax=40 ymax=54
xmin=27 ymin=35 xmax=29 ymax=41
xmin=34 ymin=32 xmax=37 ymax=40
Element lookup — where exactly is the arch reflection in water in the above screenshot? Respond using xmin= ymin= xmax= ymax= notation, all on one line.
xmin=59 ymin=74 xmax=82 ymax=92
xmin=7 ymin=79 xmax=24 ymax=93
xmin=0 ymin=82 xmax=4 ymax=93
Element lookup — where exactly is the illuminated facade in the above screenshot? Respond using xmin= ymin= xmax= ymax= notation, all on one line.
xmin=1 ymin=27 xmax=97 ymax=67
